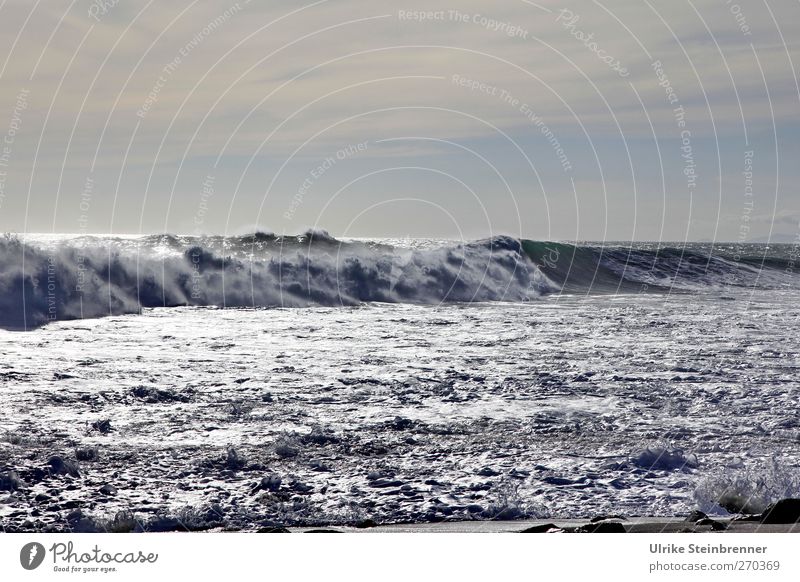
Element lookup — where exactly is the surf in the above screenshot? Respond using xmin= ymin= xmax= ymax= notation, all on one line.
xmin=0 ymin=232 xmax=796 ymax=330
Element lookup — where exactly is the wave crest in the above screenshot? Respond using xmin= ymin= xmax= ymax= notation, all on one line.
xmin=0 ymin=234 xmax=549 ymax=330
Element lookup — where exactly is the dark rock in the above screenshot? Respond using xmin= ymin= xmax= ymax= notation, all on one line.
xmin=19 ymin=467 xmax=48 ymax=484
xmin=578 ymin=522 xmax=626 ymax=533
xmin=0 ymin=470 xmax=22 ymax=491
xmin=274 ymin=439 xmax=299 ymax=459
xmin=131 ymin=385 xmax=189 ymax=403
xmin=301 ymin=426 xmax=339 ymax=446
xmin=390 ymin=417 xmax=414 ymax=430
xmin=66 ymin=510 xmax=99 ymax=533
xmin=685 ymin=510 xmax=708 ymax=523
xmin=696 ymin=518 xmax=727 ymax=531
xmin=761 ymin=499 xmax=800 ymax=524
xmin=304 ymin=529 xmax=341 ymax=533
xmin=48 ymin=456 xmax=80 ymax=478
xmin=257 ymin=526 xmax=290 ymax=533
xmin=289 ymin=480 xmax=313 ymax=494
xmin=105 ymin=512 xmax=136 ymax=533
xmin=75 ymin=447 xmax=99 ymax=461
xmin=718 ymin=492 xmax=763 ymax=515
xmin=99 ymin=484 xmax=118 ymax=496
xmin=257 ymin=474 xmax=282 ymax=492
xmin=632 ymin=447 xmax=697 ymax=471
xmin=308 ymin=460 xmax=331 ymax=472
xmin=476 ymin=467 xmax=501 ymax=477
xmin=224 ymin=448 xmax=247 ymax=471
xmin=355 ymin=519 xmax=378 ymax=529
xmin=520 ymin=523 xmax=560 ymax=533
xmin=492 ymin=507 xmax=523 ymax=520
xmin=91 ymin=419 xmax=113 ymax=434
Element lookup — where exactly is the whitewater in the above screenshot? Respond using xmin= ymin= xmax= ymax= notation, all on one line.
xmin=1 ymin=231 xmax=797 ymax=330
xmin=1 ymin=233 xmax=799 ymax=531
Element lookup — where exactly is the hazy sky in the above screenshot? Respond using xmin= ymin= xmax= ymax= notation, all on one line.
xmin=0 ymin=0 xmax=798 ymax=241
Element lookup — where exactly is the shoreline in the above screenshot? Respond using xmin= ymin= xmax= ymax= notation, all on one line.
xmin=287 ymin=517 xmax=800 ymax=534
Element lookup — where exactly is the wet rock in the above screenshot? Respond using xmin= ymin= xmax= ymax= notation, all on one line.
xmin=224 ymin=448 xmax=247 ymax=471
xmin=760 ymin=499 xmax=800 ymax=524
xmin=632 ymin=446 xmax=697 ymax=471
xmin=274 ymin=438 xmax=299 ymax=459
xmin=99 ymin=484 xmax=118 ymax=496
xmin=256 ymin=474 xmax=282 ymax=493
xmin=520 ymin=523 xmax=561 ymax=533
xmin=577 ymin=522 xmax=626 ymax=533
xmin=17 ymin=467 xmax=46 ymax=484
xmin=131 ymin=385 xmax=189 ymax=403
xmin=0 ymin=470 xmax=22 ymax=491
xmin=75 ymin=447 xmax=99 ymax=461
xmin=289 ymin=480 xmax=313 ymax=494
xmin=105 ymin=511 xmax=138 ymax=533
xmin=308 ymin=459 xmax=331 ymax=472
xmin=390 ymin=417 xmax=414 ymax=430
xmin=301 ymin=426 xmax=339 ymax=446
xmin=718 ymin=492 xmax=763 ymax=515
xmin=48 ymin=456 xmax=80 ymax=478
xmin=91 ymin=419 xmax=113 ymax=434
xmin=696 ymin=518 xmax=727 ymax=531
xmin=66 ymin=510 xmax=100 ymax=533
xmin=485 ymin=507 xmax=523 ymax=520
xmin=685 ymin=509 xmax=707 ymax=523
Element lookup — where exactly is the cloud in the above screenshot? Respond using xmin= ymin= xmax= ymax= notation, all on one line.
xmin=0 ymin=0 xmax=798 ymax=239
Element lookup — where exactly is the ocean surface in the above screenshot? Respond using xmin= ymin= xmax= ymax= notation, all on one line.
xmin=1 ymin=233 xmax=799 ymax=531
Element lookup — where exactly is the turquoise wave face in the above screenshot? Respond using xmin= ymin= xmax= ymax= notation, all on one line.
xmin=521 ymin=239 xmax=799 ymax=294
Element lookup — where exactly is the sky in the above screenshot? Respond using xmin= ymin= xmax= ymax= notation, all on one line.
xmin=0 ymin=0 xmax=798 ymax=241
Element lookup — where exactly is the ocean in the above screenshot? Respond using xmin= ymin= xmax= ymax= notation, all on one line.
xmin=1 ymin=233 xmax=798 ymax=531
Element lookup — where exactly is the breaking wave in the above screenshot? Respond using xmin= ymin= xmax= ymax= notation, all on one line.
xmin=0 ymin=232 xmax=797 ymax=330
